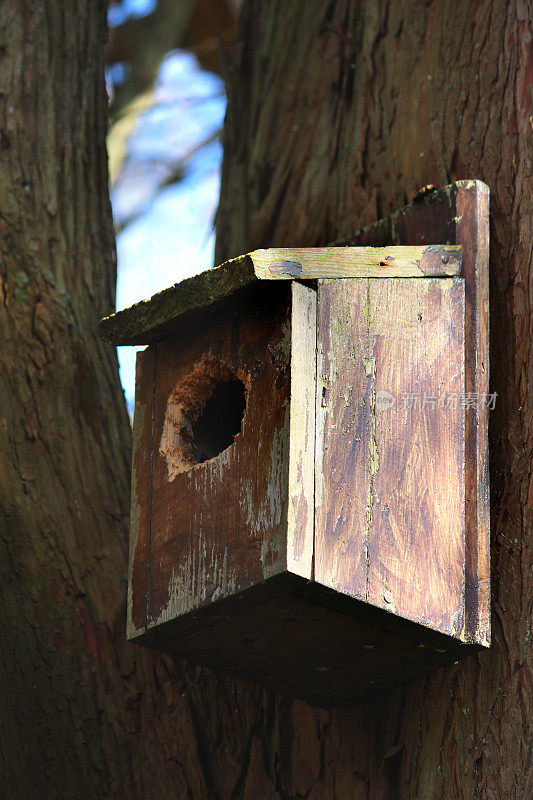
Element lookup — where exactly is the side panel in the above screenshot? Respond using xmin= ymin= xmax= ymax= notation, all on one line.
xmin=457 ymin=185 xmax=491 ymax=643
xmin=315 ymin=277 xmax=466 ymax=637
xmin=287 ymin=282 xmax=316 ymax=578
xmin=128 ymin=347 xmax=156 ymax=639
xmin=142 ymin=288 xmax=292 ymax=631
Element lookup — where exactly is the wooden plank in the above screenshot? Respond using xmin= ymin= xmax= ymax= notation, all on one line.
xmin=143 ymin=288 xmax=292 ymax=631
xmin=127 ymin=346 xmax=156 ymax=639
xmin=314 ymin=280 xmax=372 ymax=598
xmin=286 ymin=282 xmax=316 ymax=578
xmin=139 ymin=573 xmax=483 ymax=708
xmin=457 ymin=184 xmax=490 ymax=644
xmin=342 ymin=179 xmax=490 ymax=646
xmin=250 ymin=244 xmax=461 ymax=279
xmin=98 ymin=245 xmax=462 ymax=346
xmin=365 ymin=279 xmax=466 ymax=633
xmin=314 ymin=278 xmax=466 ymax=638
xmin=98 ymin=254 xmax=257 ymax=347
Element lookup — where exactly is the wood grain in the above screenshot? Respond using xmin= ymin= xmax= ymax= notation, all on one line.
xmin=341 ymin=180 xmax=490 ymax=646
xmin=128 ymin=346 xmax=156 ymax=638
xmin=458 ymin=184 xmax=490 ymax=644
xmin=366 ymin=279 xmax=465 ymax=633
xmin=287 ymin=282 xmax=316 ymax=578
xmin=133 ymin=287 xmax=293 ymax=631
xmin=315 ymin=278 xmax=467 ymax=637
xmin=250 ymin=245 xmax=462 ymax=279
xmin=98 ymin=245 xmax=461 ymax=346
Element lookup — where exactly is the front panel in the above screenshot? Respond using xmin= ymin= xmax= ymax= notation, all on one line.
xmin=315 ymin=277 xmax=466 ymax=637
xmin=128 ymin=288 xmax=293 ymax=638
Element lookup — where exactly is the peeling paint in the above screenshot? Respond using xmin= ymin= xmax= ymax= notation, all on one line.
xmin=268 ymin=259 xmax=303 ymax=277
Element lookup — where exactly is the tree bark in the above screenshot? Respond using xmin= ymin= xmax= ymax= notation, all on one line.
xmin=209 ymin=1 xmax=532 ymax=798
xmin=0 ymin=3 xmax=196 ymax=798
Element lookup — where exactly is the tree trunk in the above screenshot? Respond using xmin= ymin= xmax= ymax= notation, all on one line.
xmin=0 ymin=3 xmax=195 ymax=798
xmin=209 ymin=1 xmax=531 ymax=798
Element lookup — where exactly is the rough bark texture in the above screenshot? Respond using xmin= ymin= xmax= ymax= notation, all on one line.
xmin=0 ymin=3 xmax=203 ymax=798
xmin=209 ymin=1 xmax=532 ymax=798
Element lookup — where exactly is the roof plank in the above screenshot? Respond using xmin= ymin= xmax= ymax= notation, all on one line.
xmin=98 ymin=245 xmax=461 ymax=346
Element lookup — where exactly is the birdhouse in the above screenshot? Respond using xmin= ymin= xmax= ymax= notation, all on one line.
xmin=99 ymin=180 xmax=490 ymax=708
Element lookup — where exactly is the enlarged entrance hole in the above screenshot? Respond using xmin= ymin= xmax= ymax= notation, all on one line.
xmin=159 ymin=358 xmax=247 ymax=481
xmin=192 ymin=378 xmax=246 ymax=464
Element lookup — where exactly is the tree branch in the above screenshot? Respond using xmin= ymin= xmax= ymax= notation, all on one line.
xmin=107 ymin=0 xmax=196 ymax=121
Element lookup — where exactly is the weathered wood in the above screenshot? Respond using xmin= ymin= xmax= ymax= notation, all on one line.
xmin=129 ymin=286 xmax=293 ymax=635
xmin=98 ymin=245 xmax=461 ymax=346
xmin=458 ymin=184 xmax=491 ymax=644
xmin=287 ymin=282 xmax=316 ymax=579
xmin=99 ymin=254 xmax=256 ymax=346
xmin=251 ymin=244 xmax=462 ymax=279
xmin=315 ymin=278 xmax=467 ymax=638
xmin=128 ymin=347 xmax=156 ymax=638
xmin=340 ymin=180 xmax=491 ymax=646
xmin=139 ymin=574 xmax=482 ymax=708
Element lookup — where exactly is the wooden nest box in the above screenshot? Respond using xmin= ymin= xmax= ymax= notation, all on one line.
xmin=99 ymin=180 xmax=490 ymax=707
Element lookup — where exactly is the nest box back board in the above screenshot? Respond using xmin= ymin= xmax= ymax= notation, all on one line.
xmin=99 ymin=180 xmax=490 ymax=708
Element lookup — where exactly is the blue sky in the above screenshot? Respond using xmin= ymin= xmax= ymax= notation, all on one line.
xmin=109 ymin=43 xmax=226 ymax=410
xmin=108 ymin=0 xmax=158 ymax=27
